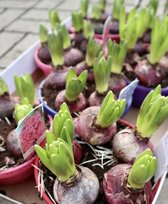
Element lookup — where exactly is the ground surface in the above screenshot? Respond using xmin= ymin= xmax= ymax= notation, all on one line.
xmin=0 ymin=0 xmax=167 ymax=204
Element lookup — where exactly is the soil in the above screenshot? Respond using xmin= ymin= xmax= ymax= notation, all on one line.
xmin=0 ymin=117 xmax=23 ymax=169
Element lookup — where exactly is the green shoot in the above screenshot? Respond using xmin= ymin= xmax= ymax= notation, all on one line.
xmin=148 ymin=0 xmax=159 ymax=15
xmin=52 ymin=103 xmax=74 ymax=144
xmin=14 ymin=98 xmax=33 ymax=124
xmin=54 ymin=24 xmax=71 ymax=50
xmin=83 ymin=20 xmax=94 ymax=39
xmin=107 ymin=39 xmax=127 ymax=74
xmin=93 ymin=52 xmax=111 ymax=94
xmin=39 ymin=24 xmax=48 ymax=44
xmin=128 ymin=149 xmax=157 ymax=189
xmin=48 ymin=9 xmax=61 ymax=29
xmin=72 ymin=11 xmax=84 ymax=32
xmin=96 ymin=91 xmax=126 ymax=128
xmin=91 ymin=4 xmax=102 ymax=20
xmin=14 ymin=74 xmax=35 ymax=105
xmin=149 ymin=17 xmax=168 ymax=64
xmin=136 ymin=85 xmax=168 ymax=138
xmin=0 ymin=78 xmax=9 ymax=96
xmin=86 ymin=38 xmax=102 ymax=67
xmin=48 ymin=31 xmax=64 ymax=67
xmin=65 ymin=68 xmax=88 ymax=102
xmin=98 ymin=0 xmax=106 ymax=12
xmin=112 ymin=0 xmax=124 ymax=20
xmin=80 ymin=0 xmax=89 ymax=17
xmin=35 ymin=103 xmax=76 ymax=182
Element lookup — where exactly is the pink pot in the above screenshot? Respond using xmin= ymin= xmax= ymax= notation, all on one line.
xmin=34 ymin=48 xmax=53 ymax=76
xmin=0 ymin=156 xmax=35 ymax=185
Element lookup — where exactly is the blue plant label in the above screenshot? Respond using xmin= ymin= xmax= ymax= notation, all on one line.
xmin=119 ymin=79 xmax=139 ymax=107
xmin=15 ymin=104 xmax=46 ymax=160
xmin=102 ymin=16 xmax=112 ymax=47
xmin=154 ymin=131 xmax=168 ymax=182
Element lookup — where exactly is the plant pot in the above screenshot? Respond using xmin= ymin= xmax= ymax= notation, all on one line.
xmin=0 ymin=156 xmax=35 ymax=185
xmin=33 ymin=119 xmax=159 ymax=204
xmin=34 ymin=48 xmax=53 ymax=76
xmin=132 ymin=85 xmax=168 ymax=107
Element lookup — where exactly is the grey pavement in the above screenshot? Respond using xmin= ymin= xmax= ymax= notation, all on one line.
xmin=0 ymin=0 xmax=167 ymax=203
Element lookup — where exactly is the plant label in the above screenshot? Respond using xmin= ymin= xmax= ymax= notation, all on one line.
xmin=119 ymin=79 xmax=139 ymax=107
xmin=15 ymin=104 xmax=46 ymax=160
xmin=154 ymin=131 xmax=168 ymax=182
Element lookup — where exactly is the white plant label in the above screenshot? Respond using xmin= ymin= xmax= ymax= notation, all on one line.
xmin=154 ymin=130 xmax=168 ymax=182
xmin=102 ymin=16 xmax=112 ymax=47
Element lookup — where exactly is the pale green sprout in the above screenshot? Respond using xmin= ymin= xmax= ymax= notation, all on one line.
xmin=148 ymin=0 xmax=159 ymax=15
xmin=96 ymin=91 xmax=126 ymax=128
xmin=72 ymin=11 xmax=84 ymax=32
xmin=54 ymin=24 xmax=71 ymax=50
xmin=35 ymin=103 xmax=76 ymax=182
xmin=86 ymin=38 xmax=102 ymax=67
xmin=93 ymin=52 xmax=111 ymax=94
xmin=107 ymin=39 xmax=127 ymax=74
xmin=0 ymin=78 xmax=9 ymax=96
xmin=149 ymin=17 xmax=168 ymax=64
xmin=91 ymin=4 xmax=102 ymax=20
xmin=120 ymin=8 xmax=151 ymax=49
xmin=112 ymin=0 xmax=124 ymax=20
xmin=136 ymin=8 xmax=151 ymax=38
xmin=14 ymin=98 xmax=33 ymax=124
xmin=80 ymin=0 xmax=89 ymax=17
xmin=14 ymin=74 xmax=35 ymax=105
xmin=128 ymin=149 xmax=157 ymax=189
xmin=65 ymin=68 xmax=88 ymax=102
xmin=39 ymin=24 xmax=48 ymax=44
xmin=48 ymin=31 xmax=64 ymax=67
xmin=136 ymin=85 xmax=168 ymax=138
xmin=48 ymin=9 xmax=61 ymax=29
xmin=83 ymin=20 xmax=94 ymax=39
xmin=98 ymin=0 xmax=106 ymax=12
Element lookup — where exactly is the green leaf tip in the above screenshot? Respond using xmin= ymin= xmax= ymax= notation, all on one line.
xmin=72 ymin=11 xmax=84 ymax=32
xmin=14 ymin=74 xmax=35 ymax=105
xmin=14 ymin=100 xmax=33 ymax=124
xmin=128 ymin=149 xmax=157 ymax=189
xmin=93 ymin=53 xmax=111 ymax=93
xmin=83 ymin=20 xmax=94 ymax=39
xmin=39 ymin=24 xmax=48 ymax=44
xmin=107 ymin=39 xmax=127 ymax=74
xmin=35 ymin=138 xmax=76 ymax=182
xmin=80 ymin=0 xmax=89 ymax=17
xmin=65 ymin=68 xmax=88 ymax=102
xmin=48 ymin=32 xmax=64 ymax=67
xmin=136 ymin=85 xmax=168 ymax=138
xmin=96 ymin=91 xmax=126 ymax=128
xmin=98 ymin=0 xmax=106 ymax=12
xmin=0 ymin=78 xmax=9 ymax=96
xmin=91 ymin=4 xmax=102 ymax=20
xmin=112 ymin=0 xmax=124 ymax=20
xmin=86 ymin=38 xmax=102 ymax=67
xmin=48 ymin=9 xmax=61 ymax=28
xmin=149 ymin=17 xmax=168 ymax=64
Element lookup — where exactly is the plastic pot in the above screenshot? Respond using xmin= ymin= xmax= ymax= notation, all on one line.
xmin=132 ymin=85 xmax=168 ymax=108
xmin=0 ymin=156 xmax=35 ymax=185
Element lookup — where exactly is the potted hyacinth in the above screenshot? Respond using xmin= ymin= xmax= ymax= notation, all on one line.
xmin=112 ymin=85 xmax=168 ymax=163
xmin=0 ymin=74 xmax=46 ymax=184
xmin=103 ymin=149 xmax=157 ymax=204
xmin=34 ymin=103 xmax=99 ymax=204
xmin=123 ymin=17 xmax=168 ymax=107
